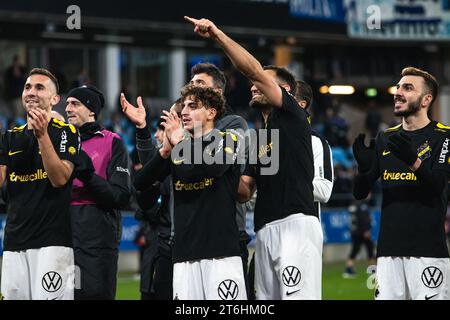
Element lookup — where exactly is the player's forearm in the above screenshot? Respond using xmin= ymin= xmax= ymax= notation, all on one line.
xmin=215 ymin=31 xmax=264 ymax=83
xmin=237 ymin=176 xmax=256 ymax=203
xmin=134 ymin=151 xmax=170 ymax=191
xmin=84 ymin=174 xmax=131 ymax=209
xmin=38 ymin=134 xmax=72 ymax=188
xmin=136 ymin=136 xmax=157 ymax=165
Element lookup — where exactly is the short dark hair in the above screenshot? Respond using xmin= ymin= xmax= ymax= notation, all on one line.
xmin=191 ymin=63 xmax=226 ymax=92
xmin=181 ymin=84 xmax=226 ymax=120
xmin=401 ymin=66 xmax=438 ymax=108
xmin=295 ymin=80 xmax=313 ymax=109
xmin=29 ymin=68 xmax=60 ymax=94
xmin=263 ymin=65 xmax=297 ymax=95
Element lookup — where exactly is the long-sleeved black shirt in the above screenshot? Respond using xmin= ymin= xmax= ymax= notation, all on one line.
xmin=134 ymin=128 xmax=243 ymax=263
xmin=353 ymin=121 xmax=450 ymax=258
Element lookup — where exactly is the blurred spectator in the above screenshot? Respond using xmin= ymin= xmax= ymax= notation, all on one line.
xmin=343 ymin=199 xmax=375 ymax=278
xmin=73 ymin=68 xmax=91 ymax=88
xmin=3 ymin=55 xmax=26 ymax=119
xmin=324 ymin=106 xmax=349 ymax=148
xmin=328 ymin=164 xmax=353 ymax=207
xmin=365 ymin=101 xmax=382 ymax=139
xmin=104 ymin=111 xmax=136 ymax=154
xmin=224 ymin=68 xmax=251 ymax=119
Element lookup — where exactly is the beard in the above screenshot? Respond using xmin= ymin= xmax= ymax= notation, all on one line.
xmin=249 ymin=95 xmax=270 ymax=110
xmin=394 ymin=95 xmax=422 ymax=117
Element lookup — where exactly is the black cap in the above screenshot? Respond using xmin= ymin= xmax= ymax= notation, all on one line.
xmin=67 ymin=85 xmax=105 ymax=118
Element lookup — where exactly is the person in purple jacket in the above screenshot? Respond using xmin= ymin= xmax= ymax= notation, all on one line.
xmin=65 ymin=85 xmax=131 ymax=300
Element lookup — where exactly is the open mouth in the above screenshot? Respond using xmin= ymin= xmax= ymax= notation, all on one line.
xmin=394 ymin=97 xmax=406 ymax=107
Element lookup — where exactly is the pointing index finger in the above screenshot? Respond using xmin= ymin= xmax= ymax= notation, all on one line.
xmin=184 ymin=16 xmax=198 ymax=25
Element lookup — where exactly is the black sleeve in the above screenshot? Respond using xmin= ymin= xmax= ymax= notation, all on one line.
xmin=136 ymin=125 xmax=157 ymax=165
xmin=280 ymin=87 xmax=306 ymax=118
xmin=216 ymin=114 xmax=249 ymax=131
xmin=83 ymin=137 xmax=132 ymax=209
xmin=134 ymin=151 xmax=171 ymax=191
xmin=136 ymin=184 xmax=161 ymax=211
xmin=414 ymin=165 xmax=449 ymax=194
xmin=57 ymin=124 xmax=80 ymax=168
xmin=413 ymin=134 xmax=450 ymax=194
xmin=243 ymin=163 xmax=256 ymax=178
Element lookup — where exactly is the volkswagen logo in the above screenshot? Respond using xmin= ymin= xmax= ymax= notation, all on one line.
xmin=42 ymin=271 xmax=62 ymax=293
xmin=282 ymin=266 xmax=301 ymax=287
xmin=218 ymin=279 xmax=239 ymax=300
xmin=421 ymin=266 xmax=443 ymax=289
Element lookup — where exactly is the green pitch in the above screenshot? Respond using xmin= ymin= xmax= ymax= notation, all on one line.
xmin=115 ymin=260 xmax=375 ymax=300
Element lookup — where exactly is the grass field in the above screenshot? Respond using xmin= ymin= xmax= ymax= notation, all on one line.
xmin=115 ymin=260 xmax=375 ymax=300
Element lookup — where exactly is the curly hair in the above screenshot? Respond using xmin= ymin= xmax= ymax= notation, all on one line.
xmin=180 ymin=84 xmax=226 ymax=120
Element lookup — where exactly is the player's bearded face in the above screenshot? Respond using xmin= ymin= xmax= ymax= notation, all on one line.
xmin=249 ymin=86 xmax=270 ymax=109
xmin=22 ymin=75 xmax=54 ymax=112
xmin=394 ymin=93 xmax=423 ymax=117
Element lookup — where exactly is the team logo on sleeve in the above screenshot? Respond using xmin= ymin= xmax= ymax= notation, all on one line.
xmin=68 ymin=146 xmax=76 ymax=155
xmin=217 ymin=279 xmax=239 ymax=300
xmin=417 ymin=141 xmax=431 ymax=161
xmin=421 ymin=266 xmax=443 ymax=288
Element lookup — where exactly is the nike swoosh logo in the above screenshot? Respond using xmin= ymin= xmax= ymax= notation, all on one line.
xmin=425 ymin=293 xmax=438 ymax=300
xmin=172 ymin=158 xmax=186 ymax=165
xmin=8 ymin=150 xmax=23 ymax=156
xmin=382 ymin=150 xmax=391 ymax=156
xmin=286 ymin=289 xmax=300 ymax=296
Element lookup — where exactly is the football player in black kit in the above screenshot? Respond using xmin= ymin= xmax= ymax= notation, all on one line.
xmin=0 ymin=68 xmax=80 ymax=300
xmin=133 ymin=85 xmax=247 ymax=300
xmin=185 ymin=16 xmax=321 ymax=300
xmin=353 ymin=67 xmax=450 ymax=300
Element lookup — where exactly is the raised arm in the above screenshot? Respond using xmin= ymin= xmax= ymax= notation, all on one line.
xmin=185 ymin=16 xmax=284 ymax=108
xmin=29 ymin=108 xmax=76 ymax=188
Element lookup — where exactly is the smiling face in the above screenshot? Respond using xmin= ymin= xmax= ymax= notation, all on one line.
xmin=22 ymin=74 xmax=59 ymax=113
xmin=65 ymin=97 xmax=95 ymax=127
xmin=249 ymin=70 xmax=275 ymax=109
xmin=394 ymin=75 xmax=431 ymax=117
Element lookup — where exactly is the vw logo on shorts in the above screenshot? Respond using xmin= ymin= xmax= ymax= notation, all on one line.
xmin=42 ymin=271 xmax=63 ymax=293
xmin=217 ymin=279 xmax=239 ymax=300
xmin=282 ymin=266 xmax=301 ymax=287
xmin=421 ymin=266 xmax=443 ymax=289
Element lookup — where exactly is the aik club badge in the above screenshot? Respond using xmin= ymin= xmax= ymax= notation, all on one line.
xmin=417 ymin=141 xmax=431 ymax=161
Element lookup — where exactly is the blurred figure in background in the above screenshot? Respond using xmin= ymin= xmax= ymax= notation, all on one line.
xmin=343 ymin=199 xmax=375 ymax=278
xmin=365 ymin=101 xmax=382 ymax=139
xmin=134 ymin=118 xmax=173 ymax=300
xmin=4 ymin=55 xmax=26 ymax=119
